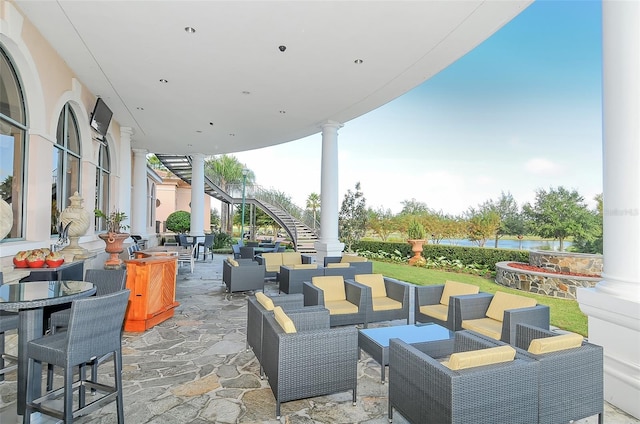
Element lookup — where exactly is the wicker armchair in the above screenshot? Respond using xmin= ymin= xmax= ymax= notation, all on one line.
xmin=246 ymin=293 xmax=304 ymax=368
xmin=261 ymin=307 xmax=358 ymax=418
xmin=302 ymin=275 xmax=369 ymax=327
xmin=352 ymin=274 xmax=411 ymax=325
xmin=414 ymin=281 xmax=480 ymax=329
xmin=454 ymin=291 xmax=550 ymax=343
xmin=515 ymin=324 xmax=603 ymax=424
xmin=222 ymin=258 xmax=265 ymax=293
xmin=388 ymin=330 xmax=538 ymax=424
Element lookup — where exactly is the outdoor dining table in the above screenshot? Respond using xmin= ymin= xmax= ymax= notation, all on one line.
xmin=0 ymin=280 xmax=96 ymax=417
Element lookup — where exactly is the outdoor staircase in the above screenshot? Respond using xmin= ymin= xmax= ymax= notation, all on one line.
xmin=154 ymin=154 xmax=318 ymax=253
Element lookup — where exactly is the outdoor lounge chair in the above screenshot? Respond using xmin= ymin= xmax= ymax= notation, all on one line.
xmin=388 ymin=330 xmax=538 ymax=424
xmin=353 ymin=274 xmax=411 ymax=324
xmin=222 ymin=257 xmax=265 ymax=293
xmin=414 ymin=280 xmax=480 ymax=330
xmin=302 ymin=275 xmax=368 ymax=327
xmin=278 ymin=264 xmax=324 ymax=294
xmin=455 ymin=291 xmax=550 ymax=343
xmin=475 ymin=323 xmax=603 ymax=424
xmin=261 ymin=306 xmax=358 ymax=418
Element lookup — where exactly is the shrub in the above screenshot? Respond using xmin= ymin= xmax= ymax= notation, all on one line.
xmin=213 ymin=231 xmax=233 ymax=249
xmin=407 ymin=219 xmax=426 ymax=240
xmin=166 ymin=210 xmax=191 ymax=233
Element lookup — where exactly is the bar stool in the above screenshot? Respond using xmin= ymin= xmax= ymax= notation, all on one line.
xmin=24 ymin=289 xmax=130 ymax=423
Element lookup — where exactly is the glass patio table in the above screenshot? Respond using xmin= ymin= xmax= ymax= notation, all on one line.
xmin=0 ymin=280 xmax=96 ymax=416
xmin=358 ymin=323 xmax=454 ymax=383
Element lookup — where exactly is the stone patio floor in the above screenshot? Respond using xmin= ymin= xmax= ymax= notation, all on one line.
xmin=1 ymin=253 xmax=638 ymax=423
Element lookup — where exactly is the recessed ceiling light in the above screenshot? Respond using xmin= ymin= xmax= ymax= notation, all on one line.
xmin=209 ymin=122 xmax=214 ymax=126
xmin=184 ymin=27 xmax=196 ymax=34
xmin=354 ymin=59 xmax=363 ymax=64
xmin=159 ymin=79 xmax=168 ymax=83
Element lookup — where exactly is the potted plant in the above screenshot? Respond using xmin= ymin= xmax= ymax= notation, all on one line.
xmin=95 ymin=209 xmax=130 ymax=268
xmin=407 ymin=219 xmax=427 ymax=265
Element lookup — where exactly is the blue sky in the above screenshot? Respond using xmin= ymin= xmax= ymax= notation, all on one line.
xmin=234 ymin=0 xmax=603 ymax=215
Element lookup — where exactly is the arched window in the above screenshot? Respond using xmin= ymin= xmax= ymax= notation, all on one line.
xmin=51 ymin=103 xmax=81 ymax=235
xmin=0 ymin=46 xmax=27 ymax=239
xmin=95 ymin=141 xmax=110 ymax=231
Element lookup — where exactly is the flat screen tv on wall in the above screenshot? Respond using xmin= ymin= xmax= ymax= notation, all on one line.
xmin=90 ymin=97 xmax=113 ymax=137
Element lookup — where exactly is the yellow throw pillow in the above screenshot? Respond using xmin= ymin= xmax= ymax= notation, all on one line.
xmin=355 ymin=274 xmax=387 ymax=298
xmin=326 ymin=262 xmax=350 ymax=268
xmin=228 ymin=258 xmax=239 ymax=267
xmin=445 ymin=345 xmax=516 ymax=370
xmin=439 ymin=280 xmax=479 ymax=306
xmin=528 ymin=333 xmax=583 ymax=354
xmin=485 ymin=291 xmax=537 ymax=322
xmin=255 ymin=292 xmax=274 ymax=311
xmin=340 ymin=255 xmax=367 ymax=263
xmin=292 ymin=263 xmax=318 ymax=270
xmin=312 ymin=276 xmax=346 ymax=301
xmin=273 ymin=306 xmax=296 ymax=333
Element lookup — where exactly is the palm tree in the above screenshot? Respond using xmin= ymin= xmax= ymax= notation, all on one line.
xmin=204 ymin=155 xmax=254 ymax=234
xmin=306 ymin=192 xmax=320 ymax=229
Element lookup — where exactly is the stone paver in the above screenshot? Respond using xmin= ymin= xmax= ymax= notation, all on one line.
xmin=0 ymin=253 xmax=638 ymax=423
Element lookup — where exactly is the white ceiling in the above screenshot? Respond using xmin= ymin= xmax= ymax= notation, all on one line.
xmin=14 ymin=0 xmax=532 ymax=156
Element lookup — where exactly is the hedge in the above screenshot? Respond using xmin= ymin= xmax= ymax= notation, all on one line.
xmin=352 ymin=240 xmax=529 ymax=268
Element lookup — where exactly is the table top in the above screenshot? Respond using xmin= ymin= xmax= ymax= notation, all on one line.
xmin=359 ymin=323 xmax=453 ymax=347
xmin=0 ymin=280 xmax=96 ymax=310
xmin=13 ymin=260 xmax=83 ymax=272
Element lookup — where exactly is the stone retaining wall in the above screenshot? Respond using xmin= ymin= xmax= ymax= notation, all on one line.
xmin=529 ymin=250 xmax=602 ymax=275
xmin=495 ymin=261 xmax=600 ymax=300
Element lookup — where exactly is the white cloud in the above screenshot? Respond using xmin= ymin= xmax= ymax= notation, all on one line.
xmin=524 ymin=158 xmax=562 ymax=175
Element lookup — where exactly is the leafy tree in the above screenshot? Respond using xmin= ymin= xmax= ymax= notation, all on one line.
xmin=306 ymin=192 xmax=321 ymax=229
xmin=523 ymin=186 xmax=597 ymax=251
xmin=210 ymin=208 xmax=220 ymax=231
xmin=465 ymin=207 xmax=501 ymax=247
xmin=0 ymin=175 xmax=12 ymax=200
xmin=146 ymin=154 xmax=167 ymax=170
xmin=367 ymin=207 xmax=397 ymax=241
xmin=399 ymin=198 xmax=430 ymax=215
xmin=482 ymin=191 xmax=525 ymax=248
xmin=204 ymin=155 xmax=254 ymax=234
xmin=339 ymin=182 xmax=367 ymax=251
xmin=570 ymin=193 xmax=603 ymax=254
xmin=166 ymin=210 xmax=191 ymax=233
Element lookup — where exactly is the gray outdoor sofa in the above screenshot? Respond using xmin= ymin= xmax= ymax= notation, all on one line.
xmin=222 ymin=258 xmax=265 ymax=293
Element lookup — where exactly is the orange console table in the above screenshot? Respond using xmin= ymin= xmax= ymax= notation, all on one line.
xmin=123 ymin=255 xmax=179 ymax=332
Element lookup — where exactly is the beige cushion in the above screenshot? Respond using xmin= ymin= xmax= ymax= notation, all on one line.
xmin=312 ymin=276 xmax=346 ymax=302
xmin=355 ymin=274 xmax=387 ymax=298
xmin=281 ymin=252 xmax=302 ymax=266
xmin=372 ymin=297 xmax=402 ymax=311
xmin=228 ymin=258 xmax=239 ymax=267
xmin=255 ymin=292 xmax=274 ymax=311
xmin=325 ymin=300 xmax=359 ymax=315
xmin=273 ymin=306 xmax=296 ymax=333
xmin=420 ymin=304 xmax=449 ymax=321
xmin=439 ymin=281 xmax=479 ymax=306
xmin=444 ymin=345 xmax=516 ymax=370
xmin=262 ymin=253 xmax=283 ymax=272
xmin=461 ymin=318 xmax=503 ymax=340
xmin=326 ymin=262 xmax=350 ymax=268
xmin=485 ymin=291 xmax=537 ymax=322
xmin=340 ymin=255 xmax=367 ymax=263
xmin=291 ymin=263 xmax=318 ymax=270
xmin=528 ymin=333 xmax=583 ymax=354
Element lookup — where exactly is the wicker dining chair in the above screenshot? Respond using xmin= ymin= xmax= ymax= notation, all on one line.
xmin=0 ymin=272 xmax=18 ymax=382
xmin=24 ymin=289 xmax=130 ymax=424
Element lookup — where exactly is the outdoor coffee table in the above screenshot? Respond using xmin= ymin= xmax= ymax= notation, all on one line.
xmin=358 ymin=323 xmax=454 ymax=383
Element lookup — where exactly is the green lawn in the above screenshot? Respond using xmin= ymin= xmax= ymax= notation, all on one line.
xmin=372 ymin=260 xmax=588 ymax=336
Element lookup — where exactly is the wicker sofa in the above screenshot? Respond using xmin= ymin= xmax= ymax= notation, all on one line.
xmin=414 ymin=280 xmax=480 ymax=329
xmin=261 ymin=306 xmax=358 ymax=418
xmin=256 ymin=252 xmax=307 ymax=280
xmin=351 ymin=274 xmax=411 ymax=325
xmin=323 ymin=255 xmax=373 ymax=274
xmin=388 ymin=330 xmax=539 ymax=424
xmin=278 ymin=263 xmax=372 ymax=294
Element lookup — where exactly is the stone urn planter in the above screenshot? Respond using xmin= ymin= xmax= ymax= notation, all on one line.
xmin=98 ymin=232 xmax=130 ymax=269
xmin=408 ymin=239 xmax=426 ymax=265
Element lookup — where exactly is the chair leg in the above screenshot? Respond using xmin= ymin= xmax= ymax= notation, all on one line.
xmin=115 ymin=350 xmax=125 ymax=424
xmin=64 ymin=364 xmax=74 ymax=423
xmin=0 ymin=333 xmax=4 ymax=382
xmin=78 ymin=364 xmax=86 ymax=408
xmin=24 ymin=358 xmax=34 ymax=424
xmin=46 ymin=363 xmax=54 ymax=391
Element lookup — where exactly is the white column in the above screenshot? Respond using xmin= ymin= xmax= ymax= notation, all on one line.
xmin=131 ymin=148 xmax=147 ymax=237
xmin=314 ymin=121 xmax=345 ymax=263
xmin=190 ymin=153 xmax=205 ymax=236
xmin=118 ymin=127 xmax=133 ymax=230
xmin=578 ymin=1 xmax=640 ymax=419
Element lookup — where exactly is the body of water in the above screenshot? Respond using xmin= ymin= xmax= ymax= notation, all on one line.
xmin=436 ymin=238 xmax=572 ymax=251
